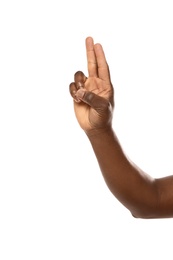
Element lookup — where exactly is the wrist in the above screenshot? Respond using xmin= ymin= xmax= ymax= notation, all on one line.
xmin=85 ymin=125 xmax=114 ymax=140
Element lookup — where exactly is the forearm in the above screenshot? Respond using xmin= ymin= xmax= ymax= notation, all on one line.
xmin=86 ymin=127 xmax=159 ymax=218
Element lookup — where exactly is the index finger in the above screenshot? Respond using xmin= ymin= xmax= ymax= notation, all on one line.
xmin=85 ymin=37 xmax=98 ymax=77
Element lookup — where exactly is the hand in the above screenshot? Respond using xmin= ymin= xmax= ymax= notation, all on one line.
xmin=69 ymin=37 xmax=114 ymax=135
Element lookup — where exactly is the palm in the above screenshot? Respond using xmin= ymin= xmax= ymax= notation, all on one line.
xmin=74 ymin=76 xmax=113 ymax=131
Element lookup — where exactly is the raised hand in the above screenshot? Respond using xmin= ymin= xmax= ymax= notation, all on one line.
xmin=69 ymin=37 xmax=114 ymax=135
xmin=69 ymin=37 xmax=173 ymax=219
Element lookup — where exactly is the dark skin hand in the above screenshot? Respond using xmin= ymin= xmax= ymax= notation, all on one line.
xmin=69 ymin=36 xmax=173 ymax=218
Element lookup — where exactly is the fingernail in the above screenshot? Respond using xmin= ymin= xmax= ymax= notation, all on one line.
xmin=77 ymin=82 xmax=84 ymax=89
xmin=76 ymin=89 xmax=85 ymax=99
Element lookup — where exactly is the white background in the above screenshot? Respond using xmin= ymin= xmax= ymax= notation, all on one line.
xmin=1 ymin=0 xmax=173 ymax=259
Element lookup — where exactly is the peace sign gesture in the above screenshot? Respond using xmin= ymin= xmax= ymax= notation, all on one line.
xmin=69 ymin=37 xmax=114 ymax=135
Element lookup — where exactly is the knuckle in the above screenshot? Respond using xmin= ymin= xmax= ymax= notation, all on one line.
xmin=74 ymin=71 xmax=86 ymax=85
xmin=74 ymin=71 xmax=83 ymax=77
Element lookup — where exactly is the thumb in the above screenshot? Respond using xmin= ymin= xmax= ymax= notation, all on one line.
xmin=76 ymin=89 xmax=110 ymax=111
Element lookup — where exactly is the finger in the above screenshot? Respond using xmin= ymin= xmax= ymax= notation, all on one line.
xmin=69 ymin=82 xmax=77 ymax=97
xmin=74 ymin=71 xmax=87 ymax=89
xmin=75 ymin=88 xmax=110 ymax=111
xmin=94 ymin=43 xmax=111 ymax=85
xmin=86 ymin=37 xmax=98 ymax=77
xmin=69 ymin=82 xmax=81 ymax=103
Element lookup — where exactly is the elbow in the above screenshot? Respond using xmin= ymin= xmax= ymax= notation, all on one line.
xmin=131 ymin=212 xmax=152 ymax=219
xmin=130 ymin=204 xmax=160 ymax=219
xmin=131 ymin=210 xmax=158 ymax=219
xmin=130 ymin=180 xmax=160 ymax=219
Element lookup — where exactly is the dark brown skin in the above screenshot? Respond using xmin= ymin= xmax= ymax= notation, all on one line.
xmin=69 ymin=36 xmax=173 ymax=218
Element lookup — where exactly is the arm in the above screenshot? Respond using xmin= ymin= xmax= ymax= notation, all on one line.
xmin=69 ymin=37 xmax=173 ymax=218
